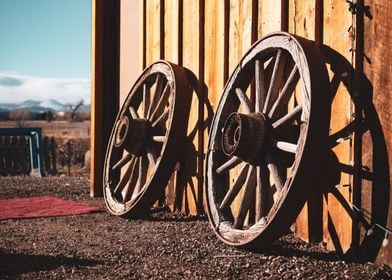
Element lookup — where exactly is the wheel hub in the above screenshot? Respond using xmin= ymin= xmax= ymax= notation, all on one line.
xmin=114 ymin=115 xmax=150 ymax=155
xmin=221 ymin=112 xmax=269 ymax=163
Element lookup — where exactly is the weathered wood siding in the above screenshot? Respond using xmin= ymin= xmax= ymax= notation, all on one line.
xmin=92 ymin=0 xmax=392 ymax=265
xmin=362 ymin=0 xmax=392 ymax=265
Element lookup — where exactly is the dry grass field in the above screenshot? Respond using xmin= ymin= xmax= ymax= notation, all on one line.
xmin=0 ymin=120 xmax=90 ymax=140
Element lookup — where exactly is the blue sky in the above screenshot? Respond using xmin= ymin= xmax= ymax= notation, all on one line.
xmin=0 ymin=0 xmax=91 ymax=104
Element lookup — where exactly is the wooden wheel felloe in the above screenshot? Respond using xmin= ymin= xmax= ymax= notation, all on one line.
xmin=205 ymin=32 xmax=330 ymax=247
xmin=103 ymin=61 xmax=191 ymax=217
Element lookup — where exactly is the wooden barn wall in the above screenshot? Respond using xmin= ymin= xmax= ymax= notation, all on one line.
xmin=92 ymin=0 xmax=392 ymax=265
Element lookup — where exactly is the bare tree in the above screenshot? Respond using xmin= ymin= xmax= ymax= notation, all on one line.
xmin=9 ymin=109 xmax=30 ymax=128
xmin=66 ymin=99 xmax=84 ymax=121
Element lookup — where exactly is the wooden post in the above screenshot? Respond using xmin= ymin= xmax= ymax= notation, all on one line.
xmin=91 ymin=0 xmax=120 ymax=197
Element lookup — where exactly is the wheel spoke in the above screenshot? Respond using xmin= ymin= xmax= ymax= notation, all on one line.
xmin=235 ymin=88 xmax=252 ymax=114
xmin=147 ymin=144 xmax=158 ymax=166
xmin=216 ymin=156 xmax=242 ymax=174
xmin=152 ymin=136 xmax=166 ymax=143
xmin=113 ymin=156 xmax=137 ymax=194
xmin=152 ymin=107 xmax=170 ymax=128
xmin=112 ymin=153 xmax=133 ymax=171
xmin=149 ymin=83 xmax=170 ymax=122
xmin=142 ymin=83 xmax=150 ymax=118
xmin=263 ymin=49 xmax=287 ymax=114
xmin=272 ymin=104 xmax=302 ymax=129
xmin=234 ymin=166 xmax=256 ymax=229
xmin=129 ymin=106 xmax=139 ymax=119
xmin=147 ymin=74 xmax=166 ymax=119
xmin=122 ymin=157 xmax=140 ymax=201
xmin=219 ymin=163 xmax=249 ymax=210
xmin=271 ymin=139 xmax=298 ymax=154
xmin=255 ymin=165 xmax=270 ymax=221
xmin=267 ymin=162 xmax=284 ymax=192
xmin=269 ymin=66 xmax=299 ymax=118
xmin=255 ymin=59 xmax=266 ymax=113
xmin=135 ymin=155 xmax=149 ymax=195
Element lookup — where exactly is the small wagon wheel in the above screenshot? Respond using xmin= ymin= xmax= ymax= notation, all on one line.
xmin=205 ymin=32 xmax=330 ymax=247
xmin=103 ymin=61 xmax=191 ymax=217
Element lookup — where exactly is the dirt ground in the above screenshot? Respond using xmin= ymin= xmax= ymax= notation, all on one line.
xmin=0 ymin=176 xmax=392 ymax=279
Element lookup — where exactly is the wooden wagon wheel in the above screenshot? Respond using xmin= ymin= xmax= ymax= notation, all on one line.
xmin=205 ymin=32 xmax=330 ymax=247
xmin=103 ymin=61 xmax=191 ymax=217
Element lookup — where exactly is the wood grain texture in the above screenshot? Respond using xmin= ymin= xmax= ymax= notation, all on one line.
xmin=226 ymin=0 xmax=253 ymax=218
xmin=292 ymin=0 xmax=315 ymax=40
xmin=177 ymin=0 xmax=202 ymax=214
xmin=164 ymin=0 xmax=179 ymax=64
xmin=363 ymin=0 xmax=392 ymax=265
xmin=205 ymin=0 xmax=226 ymax=109
xmin=120 ymin=0 xmax=140 ymax=105
xmin=290 ymin=0 xmax=318 ymax=243
xmin=259 ymin=0 xmax=282 ymax=35
xmin=145 ymin=0 xmax=162 ymax=65
xmin=228 ymin=0 xmax=253 ymax=74
xmin=322 ymin=0 xmax=353 ymax=253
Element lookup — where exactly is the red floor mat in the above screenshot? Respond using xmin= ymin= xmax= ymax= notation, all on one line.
xmin=0 ymin=195 xmax=102 ymax=220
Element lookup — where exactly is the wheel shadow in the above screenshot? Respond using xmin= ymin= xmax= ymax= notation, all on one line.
xmin=156 ymin=67 xmax=214 ymax=216
xmin=173 ymin=68 xmax=214 ymax=215
xmin=0 ymin=249 xmax=104 ymax=277
xmin=316 ymin=45 xmax=390 ymax=262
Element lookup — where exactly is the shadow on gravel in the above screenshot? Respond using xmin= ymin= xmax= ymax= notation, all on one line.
xmin=243 ymin=233 xmax=341 ymax=263
xmin=262 ymin=242 xmax=340 ymax=262
xmin=0 ymin=250 xmax=103 ymax=277
xmin=132 ymin=207 xmax=209 ymax=222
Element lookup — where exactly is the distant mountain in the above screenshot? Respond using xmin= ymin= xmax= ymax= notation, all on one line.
xmin=0 ymin=99 xmax=90 ymax=113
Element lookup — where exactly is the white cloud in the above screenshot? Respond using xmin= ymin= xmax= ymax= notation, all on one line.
xmin=0 ymin=72 xmax=91 ymax=104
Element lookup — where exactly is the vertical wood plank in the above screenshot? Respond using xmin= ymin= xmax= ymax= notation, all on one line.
xmin=292 ymin=0 xmax=316 ymax=40
xmin=204 ymin=2 xmax=225 ymax=214
xmin=363 ymin=0 xmax=392 ymax=265
xmin=91 ymin=0 xmax=100 ymax=197
xmin=290 ymin=0 xmax=323 ymax=243
xmin=141 ymin=0 xmax=146 ymax=69
xmin=259 ymin=0 xmax=282 ymax=36
xmin=226 ymin=0 xmax=254 ymax=219
xmin=177 ymin=0 xmax=201 ymax=214
xmin=164 ymin=0 xmax=180 ymax=64
xmin=205 ymin=0 xmax=226 ymax=110
xmin=322 ymin=0 xmax=353 ymax=253
xmin=146 ymin=0 xmax=162 ymax=65
xmin=162 ymin=0 xmax=180 ymax=211
xmin=120 ymin=0 xmax=140 ymax=105
xmin=228 ymin=0 xmax=253 ymax=74
xmin=223 ymin=0 xmax=230 ymax=82
xmin=91 ymin=0 xmax=120 ymax=197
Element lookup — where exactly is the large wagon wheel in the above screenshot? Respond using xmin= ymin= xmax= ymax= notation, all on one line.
xmin=205 ymin=32 xmax=330 ymax=247
xmin=104 ymin=61 xmax=191 ymax=217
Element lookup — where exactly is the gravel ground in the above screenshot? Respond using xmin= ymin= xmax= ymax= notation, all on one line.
xmin=0 ymin=176 xmax=391 ymax=279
